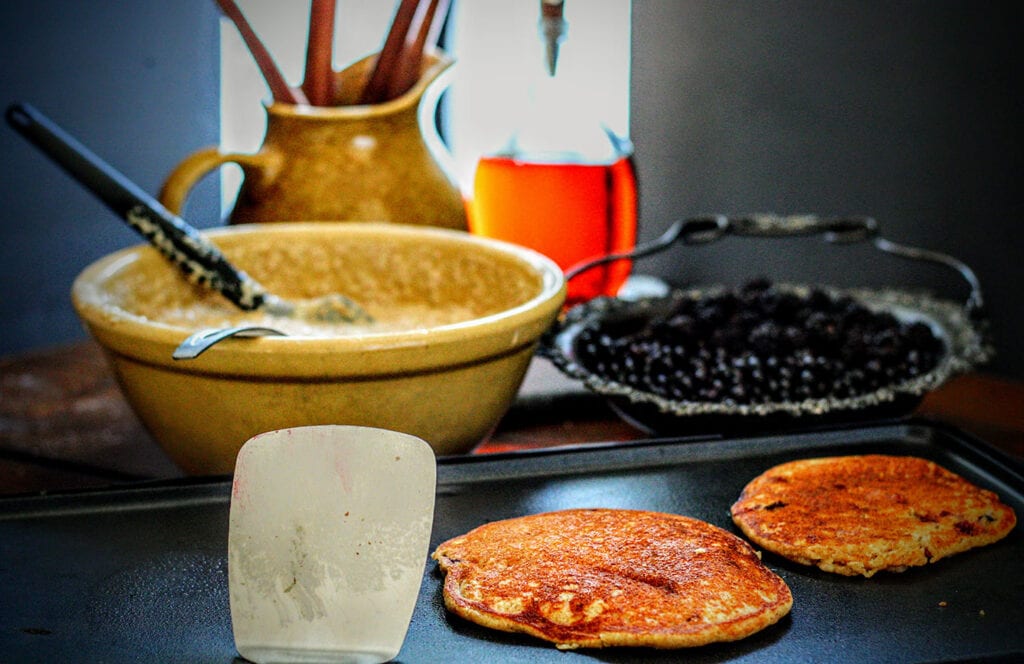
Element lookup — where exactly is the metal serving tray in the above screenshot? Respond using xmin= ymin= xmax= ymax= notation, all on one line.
xmin=2 ymin=420 xmax=1022 ymax=663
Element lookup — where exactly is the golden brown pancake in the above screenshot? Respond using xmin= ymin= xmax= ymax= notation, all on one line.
xmin=731 ymin=455 xmax=1017 ymax=577
xmin=431 ymin=508 xmax=792 ymax=650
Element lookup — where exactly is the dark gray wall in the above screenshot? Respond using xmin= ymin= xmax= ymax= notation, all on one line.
xmin=2 ymin=1 xmax=1021 ymax=379
xmin=0 ymin=0 xmax=221 ymax=355
xmin=631 ymin=0 xmax=1023 ymax=378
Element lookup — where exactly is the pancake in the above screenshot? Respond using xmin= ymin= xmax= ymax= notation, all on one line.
xmin=731 ymin=454 xmax=1017 ymax=577
xmin=431 ymin=508 xmax=792 ymax=650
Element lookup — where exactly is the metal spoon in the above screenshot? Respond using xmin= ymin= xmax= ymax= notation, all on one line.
xmin=172 ymin=325 xmax=287 ymax=360
xmin=5 ymin=103 xmax=372 ymax=324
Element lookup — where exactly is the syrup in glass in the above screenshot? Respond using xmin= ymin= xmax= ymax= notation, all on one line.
xmin=468 ymin=151 xmax=637 ymax=306
xmin=465 ymin=0 xmax=637 ymax=305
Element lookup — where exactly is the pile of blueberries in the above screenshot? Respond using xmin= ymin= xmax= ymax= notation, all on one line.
xmin=572 ymin=279 xmax=945 ymax=405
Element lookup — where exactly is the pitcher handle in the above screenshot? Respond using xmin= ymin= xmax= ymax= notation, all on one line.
xmin=158 ymin=146 xmax=273 ymax=215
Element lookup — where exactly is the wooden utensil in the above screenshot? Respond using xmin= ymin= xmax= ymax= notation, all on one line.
xmin=301 ymin=0 xmax=337 ymax=106
xmin=360 ymin=0 xmax=450 ymax=104
xmin=386 ymin=0 xmax=449 ymax=101
xmin=215 ymin=0 xmax=308 ymax=105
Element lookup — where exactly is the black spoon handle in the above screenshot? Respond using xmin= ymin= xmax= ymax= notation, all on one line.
xmin=5 ymin=102 xmax=268 ymax=312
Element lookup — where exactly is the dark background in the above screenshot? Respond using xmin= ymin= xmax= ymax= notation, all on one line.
xmin=1 ymin=1 xmax=1021 ymax=378
xmin=0 ymin=0 xmax=221 ymax=355
xmin=629 ymin=1 xmax=1022 ymax=378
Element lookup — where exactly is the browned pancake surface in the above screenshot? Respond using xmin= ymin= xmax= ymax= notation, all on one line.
xmin=431 ymin=508 xmax=792 ymax=650
xmin=731 ymin=454 xmax=1017 ymax=577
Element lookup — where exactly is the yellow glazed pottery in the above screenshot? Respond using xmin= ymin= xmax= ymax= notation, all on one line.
xmin=159 ymin=51 xmax=467 ymax=230
xmin=71 ymin=223 xmax=564 ymax=474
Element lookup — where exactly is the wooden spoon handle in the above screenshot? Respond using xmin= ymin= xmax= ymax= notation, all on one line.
xmin=215 ymin=0 xmax=308 ymax=105
xmin=387 ymin=0 xmax=448 ymax=100
xmin=302 ymin=0 xmax=337 ymax=106
xmin=360 ymin=0 xmax=420 ymax=104
xmin=5 ymin=103 xmax=270 ymax=311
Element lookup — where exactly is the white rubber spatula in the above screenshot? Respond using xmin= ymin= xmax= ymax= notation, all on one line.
xmin=228 ymin=425 xmax=436 ymax=663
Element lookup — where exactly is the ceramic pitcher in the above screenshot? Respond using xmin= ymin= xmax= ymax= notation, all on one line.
xmin=159 ymin=50 xmax=467 ymax=230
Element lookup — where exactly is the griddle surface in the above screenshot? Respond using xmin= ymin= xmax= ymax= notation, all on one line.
xmin=1 ymin=421 xmax=1022 ymax=663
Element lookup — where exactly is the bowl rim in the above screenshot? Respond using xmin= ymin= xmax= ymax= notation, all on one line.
xmin=72 ymin=222 xmax=566 ymax=376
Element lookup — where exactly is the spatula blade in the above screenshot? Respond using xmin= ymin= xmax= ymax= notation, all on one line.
xmin=228 ymin=425 xmax=436 ymax=663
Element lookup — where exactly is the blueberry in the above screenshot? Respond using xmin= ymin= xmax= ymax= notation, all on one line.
xmin=573 ymin=279 xmax=943 ymax=405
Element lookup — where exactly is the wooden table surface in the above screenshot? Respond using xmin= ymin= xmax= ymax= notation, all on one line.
xmin=2 ymin=340 xmax=1022 ymax=497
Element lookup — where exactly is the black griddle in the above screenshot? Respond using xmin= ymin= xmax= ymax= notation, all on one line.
xmin=2 ymin=420 xmax=1022 ymax=663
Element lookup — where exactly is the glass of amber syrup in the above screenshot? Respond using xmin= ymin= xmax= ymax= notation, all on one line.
xmin=465 ymin=0 xmax=638 ymax=307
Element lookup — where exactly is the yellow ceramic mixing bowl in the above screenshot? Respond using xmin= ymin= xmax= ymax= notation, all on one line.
xmin=72 ymin=222 xmax=565 ymax=474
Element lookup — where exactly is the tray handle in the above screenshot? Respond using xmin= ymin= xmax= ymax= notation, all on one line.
xmin=565 ymin=214 xmax=985 ymax=320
